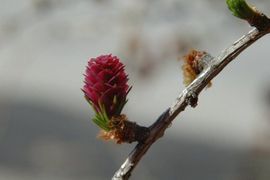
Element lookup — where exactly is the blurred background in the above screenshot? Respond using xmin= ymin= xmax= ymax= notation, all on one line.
xmin=0 ymin=0 xmax=270 ymax=179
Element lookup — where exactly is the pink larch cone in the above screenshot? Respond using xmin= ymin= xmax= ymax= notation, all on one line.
xmin=83 ymin=54 xmax=131 ymax=131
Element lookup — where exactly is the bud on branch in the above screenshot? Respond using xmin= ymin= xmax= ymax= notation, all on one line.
xmin=82 ymin=54 xmax=149 ymax=143
xmin=226 ymin=0 xmax=270 ymax=31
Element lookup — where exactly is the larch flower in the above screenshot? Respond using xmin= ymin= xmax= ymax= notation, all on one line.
xmin=83 ymin=54 xmax=131 ymax=131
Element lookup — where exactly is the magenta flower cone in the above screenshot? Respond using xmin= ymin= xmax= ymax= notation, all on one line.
xmin=83 ymin=54 xmax=131 ymax=131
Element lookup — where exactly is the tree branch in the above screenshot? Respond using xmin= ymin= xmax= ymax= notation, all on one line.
xmin=112 ymin=7 xmax=270 ymax=180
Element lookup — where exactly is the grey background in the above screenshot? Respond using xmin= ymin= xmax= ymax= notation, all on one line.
xmin=0 ymin=0 xmax=270 ymax=179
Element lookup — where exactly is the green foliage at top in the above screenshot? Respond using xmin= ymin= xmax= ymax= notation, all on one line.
xmin=226 ymin=0 xmax=256 ymax=19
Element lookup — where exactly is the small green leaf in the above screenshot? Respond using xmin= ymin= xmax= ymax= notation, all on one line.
xmin=91 ymin=102 xmax=111 ymax=131
xmin=226 ymin=0 xmax=256 ymax=20
xmin=92 ymin=112 xmax=110 ymax=131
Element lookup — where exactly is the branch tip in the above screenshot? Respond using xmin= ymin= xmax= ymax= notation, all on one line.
xmin=226 ymin=0 xmax=270 ymax=31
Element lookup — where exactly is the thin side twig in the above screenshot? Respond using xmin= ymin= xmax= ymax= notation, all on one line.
xmin=113 ymin=16 xmax=270 ymax=180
